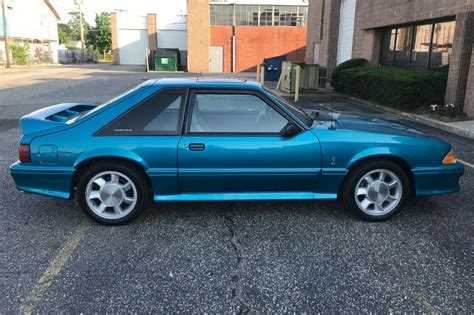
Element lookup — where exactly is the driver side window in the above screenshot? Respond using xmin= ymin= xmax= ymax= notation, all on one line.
xmin=189 ymin=93 xmax=288 ymax=133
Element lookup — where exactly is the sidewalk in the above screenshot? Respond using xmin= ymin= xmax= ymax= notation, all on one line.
xmin=341 ymin=94 xmax=474 ymax=140
xmin=266 ymin=81 xmax=474 ymax=139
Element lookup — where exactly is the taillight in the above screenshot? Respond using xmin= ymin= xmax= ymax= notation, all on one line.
xmin=19 ymin=144 xmax=31 ymax=163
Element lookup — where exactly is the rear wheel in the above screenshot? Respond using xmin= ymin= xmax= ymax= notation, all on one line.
xmin=341 ymin=160 xmax=410 ymax=220
xmin=77 ymin=162 xmax=150 ymax=225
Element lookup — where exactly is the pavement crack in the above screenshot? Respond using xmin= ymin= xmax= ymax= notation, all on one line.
xmin=223 ymin=213 xmax=250 ymax=315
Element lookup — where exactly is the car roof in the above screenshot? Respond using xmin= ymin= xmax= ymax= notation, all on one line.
xmin=149 ymin=77 xmax=264 ymax=89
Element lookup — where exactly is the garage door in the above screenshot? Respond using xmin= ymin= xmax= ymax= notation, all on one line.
xmin=118 ymin=29 xmax=148 ymax=65
xmin=157 ymin=30 xmax=187 ymax=51
xmin=337 ymin=0 xmax=357 ymax=65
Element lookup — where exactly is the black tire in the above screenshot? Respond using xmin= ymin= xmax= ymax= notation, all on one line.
xmin=77 ymin=161 xmax=150 ymax=225
xmin=340 ymin=159 xmax=411 ymax=221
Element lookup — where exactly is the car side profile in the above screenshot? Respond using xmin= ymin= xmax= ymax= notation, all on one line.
xmin=10 ymin=78 xmax=464 ymax=225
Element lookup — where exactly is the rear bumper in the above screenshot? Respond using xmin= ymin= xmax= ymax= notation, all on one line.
xmin=413 ymin=163 xmax=465 ymax=196
xmin=10 ymin=162 xmax=74 ymax=199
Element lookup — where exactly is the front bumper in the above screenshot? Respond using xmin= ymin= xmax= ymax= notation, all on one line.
xmin=413 ymin=163 xmax=465 ymax=196
xmin=10 ymin=162 xmax=74 ymax=199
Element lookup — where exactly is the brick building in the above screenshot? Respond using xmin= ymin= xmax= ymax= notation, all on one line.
xmin=305 ymin=0 xmax=474 ymax=116
xmin=205 ymin=1 xmax=308 ymax=72
xmin=111 ymin=0 xmax=308 ymax=73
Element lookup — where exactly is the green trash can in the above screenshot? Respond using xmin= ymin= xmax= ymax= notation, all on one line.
xmin=154 ymin=56 xmax=177 ymax=71
xmin=152 ymin=48 xmax=181 ymax=71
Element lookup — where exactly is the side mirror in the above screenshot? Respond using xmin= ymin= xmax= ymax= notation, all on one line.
xmin=281 ymin=123 xmax=301 ymax=138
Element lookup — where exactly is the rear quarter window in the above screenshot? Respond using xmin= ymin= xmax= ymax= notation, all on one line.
xmin=98 ymin=88 xmax=187 ymax=136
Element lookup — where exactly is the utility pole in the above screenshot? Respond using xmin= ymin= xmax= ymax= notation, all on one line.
xmin=75 ymin=0 xmax=85 ymax=50
xmin=1 ymin=0 xmax=11 ymax=68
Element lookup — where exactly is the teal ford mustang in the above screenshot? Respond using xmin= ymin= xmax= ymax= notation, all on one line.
xmin=10 ymin=78 xmax=464 ymax=225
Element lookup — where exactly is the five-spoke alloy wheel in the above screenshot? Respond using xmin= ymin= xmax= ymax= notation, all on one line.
xmin=341 ymin=159 xmax=410 ymax=220
xmin=85 ymin=171 xmax=138 ymax=220
xmin=354 ymin=169 xmax=402 ymax=216
xmin=78 ymin=161 xmax=150 ymax=225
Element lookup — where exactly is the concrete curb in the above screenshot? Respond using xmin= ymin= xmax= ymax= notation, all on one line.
xmin=340 ymin=95 xmax=474 ymax=140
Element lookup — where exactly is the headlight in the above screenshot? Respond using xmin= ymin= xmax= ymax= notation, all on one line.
xmin=442 ymin=149 xmax=457 ymax=165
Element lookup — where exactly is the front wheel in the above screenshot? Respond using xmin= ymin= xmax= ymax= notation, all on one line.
xmin=341 ymin=160 xmax=410 ymax=221
xmin=77 ymin=162 xmax=150 ymax=225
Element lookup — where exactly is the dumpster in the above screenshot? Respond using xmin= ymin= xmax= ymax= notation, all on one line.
xmin=153 ymin=49 xmax=181 ymax=71
xmin=263 ymin=54 xmax=287 ymax=81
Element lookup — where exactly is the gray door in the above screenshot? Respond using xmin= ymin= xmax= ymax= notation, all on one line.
xmin=210 ymin=46 xmax=224 ymax=72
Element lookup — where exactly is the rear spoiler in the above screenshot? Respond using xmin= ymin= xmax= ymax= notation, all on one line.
xmin=20 ymin=103 xmax=97 ymax=135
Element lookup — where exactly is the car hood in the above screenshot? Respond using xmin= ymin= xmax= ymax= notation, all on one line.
xmin=310 ymin=111 xmax=434 ymax=139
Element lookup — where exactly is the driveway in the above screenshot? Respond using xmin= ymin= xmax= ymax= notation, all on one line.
xmin=0 ymin=65 xmax=472 ymax=313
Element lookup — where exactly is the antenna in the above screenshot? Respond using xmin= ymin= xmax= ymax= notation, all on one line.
xmin=196 ymin=72 xmax=203 ymax=81
xmin=328 ymin=86 xmax=336 ymax=130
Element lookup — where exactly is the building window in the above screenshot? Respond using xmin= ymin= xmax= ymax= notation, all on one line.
xmin=380 ymin=29 xmax=396 ymax=66
xmin=210 ymin=4 xmax=308 ymax=27
xmin=235 ymin=5 xmax=259 ymax=26
xmin=379 ymin=19 xmax=455 ymax=71
xmin=210 ymin=4 xmax=233 ymax=25
xmin=410 ymin=24 xmax=433 ymax=69
xmin=394 ymin=26 xmax=413 ymax=68
xmin=276 ymin=6 xmax=302 ymax=26
xmin=430 ymin=21 xmax=455 ymax=70
xmin=259 ymin=6 xmax=273 ymax=26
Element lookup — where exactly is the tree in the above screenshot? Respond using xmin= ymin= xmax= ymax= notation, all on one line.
xmin=58 ymin=23 xmax=70 ymax=45
xmin=66 ymin=11 xmax=92 ymax=43
xmin=88 ymin=12 xmax=112 ymax=55
xmin=57 ymin=11 xmax=111 ymax=55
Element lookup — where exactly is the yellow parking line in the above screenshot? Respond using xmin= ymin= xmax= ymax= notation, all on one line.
xmin=458 ymin=159 xmax=474 ymax=169
xmin=19 ymin=219 xmax=90 ymax=314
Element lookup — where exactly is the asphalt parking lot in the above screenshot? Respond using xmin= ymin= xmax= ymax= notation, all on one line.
xmin=0 ymin=64 xmax=473 ymax=313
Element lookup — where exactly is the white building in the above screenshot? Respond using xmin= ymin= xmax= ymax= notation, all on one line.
xmin=0 ymin=0 xmax=60 ymax=64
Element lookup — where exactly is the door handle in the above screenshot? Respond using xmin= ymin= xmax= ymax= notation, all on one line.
xmin=188 ymin=143 xmax=205 ymax=151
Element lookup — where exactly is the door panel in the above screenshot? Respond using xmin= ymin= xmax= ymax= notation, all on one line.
xmin=210 ymin=46 xmax=224 ymax=72
xmin=177 ymin=131 xmax=321 ymax=193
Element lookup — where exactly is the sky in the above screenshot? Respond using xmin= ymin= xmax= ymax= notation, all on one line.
xmin=49 ymin=0 xmax=308 ymax=25
xmin=49 ymin=0 xmax=161 ymax=24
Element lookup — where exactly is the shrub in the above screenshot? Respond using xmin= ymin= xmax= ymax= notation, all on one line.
xmin=334 ymin=65 xmax=448 ymax=110
xmin=331 ymin=58 xmax=369 ymax=87
xmin=10 ymin=41 xmax=30 ymax=65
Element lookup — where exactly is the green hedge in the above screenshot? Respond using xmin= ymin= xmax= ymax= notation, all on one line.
xmin=333 ymin=65 xmax=448 ymax=110
xmin=330 ymin=58 xmax=368 ymax=87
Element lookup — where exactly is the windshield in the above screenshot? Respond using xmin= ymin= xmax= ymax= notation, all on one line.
xmin=67 ymin=82 xmax=147 ymax=124
xmin=264 ymin=87 xmax=312 ymax=127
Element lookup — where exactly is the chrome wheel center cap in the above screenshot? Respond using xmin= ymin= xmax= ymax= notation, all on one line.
xmin=100 ymin=184 xmax=123 ymax=207
xmin=368 ymin=181 xmax=389 ymax=203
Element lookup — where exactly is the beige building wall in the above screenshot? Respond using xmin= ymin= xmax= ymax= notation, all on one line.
xmin=147 ymin=14 xmax=158 ymax=50
xmin=187 ymin=0 xmax=210 ymax=72
xmin=110 ymin=13 xmax=120 ymax=65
